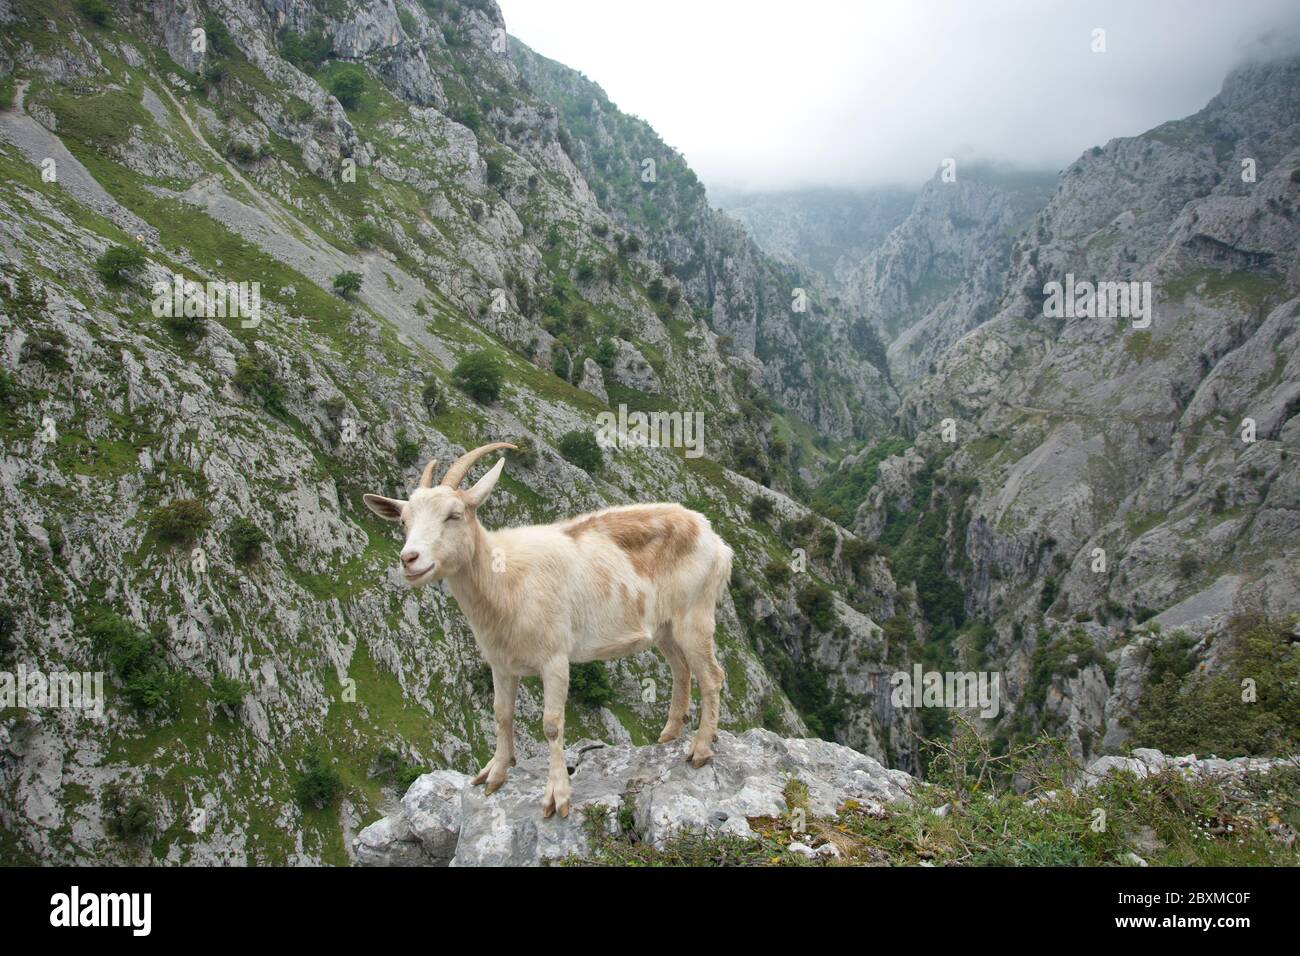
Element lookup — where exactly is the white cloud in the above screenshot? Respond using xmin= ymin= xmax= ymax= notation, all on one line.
xmin=497 ymin=0 xmax=1300 ymax=191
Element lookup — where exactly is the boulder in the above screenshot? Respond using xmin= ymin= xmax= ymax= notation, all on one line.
xmin=354 ymin=729 xmax=914 ymax=867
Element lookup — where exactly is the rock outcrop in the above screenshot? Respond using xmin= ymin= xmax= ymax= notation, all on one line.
xmin=354 ymin=729 xmax=914 ymax=866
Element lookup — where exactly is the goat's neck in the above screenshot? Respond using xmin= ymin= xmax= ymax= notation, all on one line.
xmin=444 ymin=523 xmax=508 ymax=635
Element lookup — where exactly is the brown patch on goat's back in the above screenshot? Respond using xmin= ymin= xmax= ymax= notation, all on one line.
xmin=564 ymin=506 xmax=699 ymax=578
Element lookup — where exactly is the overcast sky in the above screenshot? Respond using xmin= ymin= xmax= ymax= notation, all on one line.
xmin=496 ymin=0 xmax=1300 ymax=193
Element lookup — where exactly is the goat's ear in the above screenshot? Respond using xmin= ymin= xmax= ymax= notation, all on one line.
xmin=464 ymin=458 xmax=506 ymax=508
xmin=363 ymin=494 xmax=406 ymax=522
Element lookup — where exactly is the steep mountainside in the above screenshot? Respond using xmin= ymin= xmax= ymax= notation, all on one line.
xmin=857 ymin=55 xmax=1300 ymax=757
xmin=0 ymin=0 xmax=917 ymax=864
xmin=712 ymin=186 xmax=914 ymax=288
xmin=842 ymin=167 xmax=1056 ymax=386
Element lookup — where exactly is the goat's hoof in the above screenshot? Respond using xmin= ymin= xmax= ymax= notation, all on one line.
xmin=542 ymin=797 xmax=555 ymax=818
xmin=484 ymin=779 xmax=505 ymax=795
xmin=558 ymin=799 xmax=570 ymax=819
xmin=657 ymin=729 xmax=681 ymax=744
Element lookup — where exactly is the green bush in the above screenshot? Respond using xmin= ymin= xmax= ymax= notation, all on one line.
xmin=421 ymin=378 xmax=442 ymax=417
xmin=20 ymin=328 xmax=70 ymax=369
xmin=95 ymin=245 xmax=145 ymax=286
xmin=352 ymin=222 xmax=379 ymax=248
xmin=558 ymin=430 xmax=603 ymax=474
xmin=232 ymin=351 xmax=285 ymax=412
xmin=763 ymin=560 xmax=791 ymax=586
xmin=796 ymin=582 xmax=837 ymax=631
xmin=332 ymin=270 xmax=362 ymax=298
xmin=748 ymin=495 xmax=775 ymax=523
xmin=228 ymin=517 xmax=267 ymax=563
xmin=280 ymin=28 xmax=333 ymax=70
xmin=394 ymin=426 xmax=420 ymax=467
xmin=101 ymin=784 xmax=153 ymax=843
xmin=570 ymin=661 xmax=613 ymax=708
xmin=0 ymin=75 xmax=15 ymax=111
xmin=1127 ymin=618 xmax=1299 ymax=757
xmin=295 ymin=748 xmax=343 ymax=809
xmin=210 ymin=674 xmax=248 ymax=710
xmin=150 ymin=498 xmax=212 ymax=545
xmin=508 ymin=436 xmax=538 ymax=469
xmin=452 ymin=352 xmax=503 ymax=403
xmin=87 ymin=610 xmax=184 ymax=718
xmin=204 ymin=14 xmax=235 ymax=57
xmin=162 ymin=310 xmax=206 ymax=339
xmin=329 ymin=66 xmax=365 ymax=109
xmin=75 ymin=0 xmax=113 ymax=26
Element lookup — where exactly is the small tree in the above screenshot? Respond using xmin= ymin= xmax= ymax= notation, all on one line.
xmin=295 ymin=748 xmax=343 ymax=810
xmin=332 ymin=270 xmax=362 ymax=298
xmin=329 ymin=67 xmax=365 ymax=109
xmin=558 ymin=430 xmax=603 ymax=474
xmin=210 ymin=674 xmax=248 ymax=710
xmin=232 ymin=351 xmax=285 ymax=412
xmin=452 ymin=352 xmax=503 ymax=403
xmin=352 ymin=222 xmax=379 ymax=248
xmin=151 ymin=499 xmax=212 ymax=545
xmin=748 ymin=495 xmax=775 ymax=523
xmin=570 ymin=661 xmax=613 ymax=708
xmin=228 ymin=518 xmax=267 ymax=563
xmin=95 ymin=245 xmax=145 ymax=286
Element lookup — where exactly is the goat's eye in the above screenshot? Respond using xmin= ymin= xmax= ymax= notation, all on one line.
xmin=445 ymin=512 xmax=461 ymax=522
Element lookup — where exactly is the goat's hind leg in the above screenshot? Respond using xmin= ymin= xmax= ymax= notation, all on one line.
xmin=681 ymin=608 xmax=724 ymax=768
xmin=472 ymin=668 xmax=518 ymax=794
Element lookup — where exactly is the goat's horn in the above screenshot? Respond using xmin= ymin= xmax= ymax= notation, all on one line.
xmin=418 ymin=459 xmax=439 ymax=489
xmin=440 ymin=442 xmax=517 ymax=489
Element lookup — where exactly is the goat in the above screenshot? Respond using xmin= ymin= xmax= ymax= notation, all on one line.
xmin=364 ymin=442 xmax=733 ymax=818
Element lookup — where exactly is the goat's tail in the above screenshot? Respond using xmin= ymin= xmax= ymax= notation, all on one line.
xmin=707 ymin=535 xmax=734 ymax=608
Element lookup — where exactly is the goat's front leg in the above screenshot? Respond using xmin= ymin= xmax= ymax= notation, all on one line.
xmin=539 ymin=657 xmax=571 ymax=818
xmin=471 ymin=668 xmax=518 ymax=795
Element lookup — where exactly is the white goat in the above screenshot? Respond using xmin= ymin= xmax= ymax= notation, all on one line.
xmin=364 ymin=442 xmax=733 ymax=818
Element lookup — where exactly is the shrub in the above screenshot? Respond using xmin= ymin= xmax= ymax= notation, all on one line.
xmin=1127 ymin=618 xmax=1299 ymax=756
xmin=20 ymin=328 xmax=70 ymax=369
xmin=796 ymin=582 xmax=837 ymax=631
xmin=280 ymin=27 xmax=333 ymax=70
xmin=0 ymin=75 xmax=15 ymax=111
xmin=332 ymin=270 xmax=362 ymax=298
xmin=329 ymin=66 xmax=365 ymax=109
xmin=485 ymin=153 xmax=506 ymax=187
xmin=452 ymin=352 xmax=503 ymax=403
xmin=101 ymin=785 xmax=153 ymax=843
xmin=75 ymin=0 xmax=113 ymax=26
xmin=748 ymin=495 xmax=775 ymax=523
xmin=551 ymin=348 xmax=571 ymax=382
xmin=570 ymin=661 xmax=613 ymax=708
xmin=210 ymin=674 xmax=248 ymax=710
xmin=87 ymin=610 xmax=184 ymax=717
xmin=162 ymin=310 xmax=206 ymax=339
xmin=232 ymin=351 xmax=285 ymax=412
xmin=558 ymin=430 xmax=603 ymax=474
xmin=204 ymin=14 xmax=235 ymax=57
xmin=150 ymin=498 xmax=212 ymax=545
xmin=226 ymin=139 xmax=258 ymax=163
xmin=95 ymin=245 xmax=145 ymax=286
xmin=1177 ymin=553 xmax=1200 ymax=578
xmin=228 ymin=517 xmax=267 ymax=563
xmin=763 ymin=560 xmax=791 ymax=586
xmin=394 ymin=426 xmax=420 ymax=467
xmin=295 ymin=748 xmax=343 ymax=809
xmin=352 ymin=222 xmax=379 ymax=248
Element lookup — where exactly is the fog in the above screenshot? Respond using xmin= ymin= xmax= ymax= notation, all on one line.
xmin=497 ymin=0 xmax=1300 ymax=192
